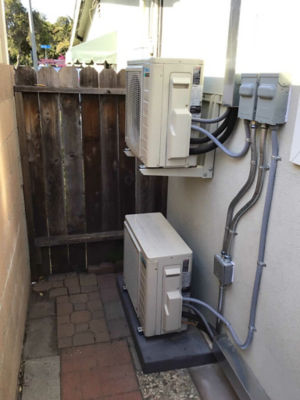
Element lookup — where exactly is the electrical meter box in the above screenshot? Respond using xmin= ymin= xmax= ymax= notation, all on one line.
xmin=255 ymin=73 xmax=290 ymax=125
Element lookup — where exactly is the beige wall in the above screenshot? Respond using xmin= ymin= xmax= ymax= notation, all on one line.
xmin=0 ymin=0 xmax=8 ymax=64
xmin=168 ymin=85 xmax=300 ymax=400
xmin=0 ymin=64 xmax=31 ymax=399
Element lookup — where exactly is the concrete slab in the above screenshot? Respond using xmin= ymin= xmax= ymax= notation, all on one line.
xmin=127 ymin=336 xmax=142 ymax=372
xmin=22 ymin=356 xmax=60 ymax=400
xmin=24 ymin=317 xmax=57 ymax=359
xmin=104 ymin=300 xmax=125 ymax=320
xmin=29 ymin=301 xmax=55 ymax=319
xmin=189 ymin=363 xmax=238 ymax=400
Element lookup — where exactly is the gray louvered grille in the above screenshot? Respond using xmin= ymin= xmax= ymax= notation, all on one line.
xmin=126 ymin=71 xmax=141 ymax=149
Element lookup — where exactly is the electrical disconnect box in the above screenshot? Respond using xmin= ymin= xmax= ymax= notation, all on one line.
xmin=256 ymin=73 xmax=290 ymax=125
xmin=238 ymin=74 xmax=259 ymax=121
xmin=238 ymin=73 xmax=290 ymax=124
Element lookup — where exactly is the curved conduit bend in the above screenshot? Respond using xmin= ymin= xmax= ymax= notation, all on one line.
xmin=184 ymin=127 xmax=280 ymax=350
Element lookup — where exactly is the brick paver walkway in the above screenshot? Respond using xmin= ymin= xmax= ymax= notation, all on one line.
xmin=61 ymin=342 xmax=141 ymax=400
xmin=27 ymin=271 xmax=202 ymax=400
xmin=32 ymin=272 xmax=139 ymax=399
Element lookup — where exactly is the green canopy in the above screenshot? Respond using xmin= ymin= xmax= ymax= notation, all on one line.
xmin=67 ymin=32 xmax=117 ymax=64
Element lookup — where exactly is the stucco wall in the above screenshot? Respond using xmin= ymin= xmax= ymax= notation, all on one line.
xmin=0 ymin=64 xmax=31 ymax=399
xmin=167 ymin=86 xmax=300 ymax=400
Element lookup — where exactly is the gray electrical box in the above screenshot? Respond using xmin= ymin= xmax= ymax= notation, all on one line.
xmin=238 ymin=74 xmax=259 ymax=121
xmin=214 ymin=254 xmax=234 ymax=286
xmin=255 ymin=73 xmax=290 ymax=125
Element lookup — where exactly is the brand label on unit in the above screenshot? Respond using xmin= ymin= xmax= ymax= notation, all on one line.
xmin=191 ymin=66 xmax=203 ymax=115
xmin=182 ymin=259 xmax=191 ymax=289
xmin=144 ymin=67 xmax=150 ymax=77
xmin=141 ymin=255 xmax=147 ymax=269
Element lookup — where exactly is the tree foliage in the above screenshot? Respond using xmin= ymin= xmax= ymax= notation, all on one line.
xmin=4 ymin=0 xmax=72 ymax=65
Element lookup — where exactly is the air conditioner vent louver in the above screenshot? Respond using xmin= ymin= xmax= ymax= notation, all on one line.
xmin=126 ymin=71 xmax=141 ymax=156
xmin=138 ymin=263 xmax=146 ymax=326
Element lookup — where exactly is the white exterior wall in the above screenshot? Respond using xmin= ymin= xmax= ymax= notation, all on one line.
xmin=166 ymin=1 xmax=300 ymax=399
xmin=161 ymin=0 xmax=230 ymax=77
xmin=85 ymin=0 xmax=152 ymax=70
xmin=168 ymin=89 xmax=300 ymax=399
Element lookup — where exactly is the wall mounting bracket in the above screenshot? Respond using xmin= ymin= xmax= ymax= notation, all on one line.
xmin=138 ymin=151 xmax=215 ymax=178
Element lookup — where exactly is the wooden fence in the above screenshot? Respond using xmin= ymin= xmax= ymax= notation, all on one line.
xmin=14 ymin=66 xmax=167 ymax=278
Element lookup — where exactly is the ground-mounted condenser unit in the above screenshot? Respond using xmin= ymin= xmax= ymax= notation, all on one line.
xmin=123 ymin=213 xmax=192 ymax=337
xmin=126 ymin=58 xmax=204 ymax=169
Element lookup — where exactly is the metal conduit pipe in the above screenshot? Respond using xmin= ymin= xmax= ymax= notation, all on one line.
xmin=216 ymin=124 xmax=266 ymax=332
xmin=224 ymin=124 xmax=268 ymax=255
xmin=216 ymin=120 xmax=258 ymax=333
xmin=216 ymin=285 xmax=226 ymax=334
xmin=192 ymin=108 xmax=230 ymax=124
xmin=184 ymin=126 xmax=280 ymax=350
xmin=221 ymin=121 xmax=258 ymax=255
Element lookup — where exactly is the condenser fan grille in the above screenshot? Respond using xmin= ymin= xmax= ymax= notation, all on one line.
xmin=126 ymin=71 xmax=141 ymax=156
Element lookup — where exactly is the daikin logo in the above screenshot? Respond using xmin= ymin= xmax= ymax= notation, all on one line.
xmin=144 ymin=67 xmax=150 ymax=77
xmin=141 ymin=255 xmax=147 ymax=268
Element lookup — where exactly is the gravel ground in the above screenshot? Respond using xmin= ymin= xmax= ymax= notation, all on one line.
xmin=137 ymin=369 xmax=201 ymax=400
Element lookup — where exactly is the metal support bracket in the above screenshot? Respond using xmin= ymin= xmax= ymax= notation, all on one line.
xmin=139 ymin=151 xmax=215 ymax=178
xmin=124 ymin=148 xmax=135 ymax=157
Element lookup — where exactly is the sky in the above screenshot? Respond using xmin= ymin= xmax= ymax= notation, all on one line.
xmin=21 ymin=0 xmax=77 ymax=23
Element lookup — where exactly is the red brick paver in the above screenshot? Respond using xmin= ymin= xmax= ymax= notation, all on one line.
xmin=61 ymin=341 xmax=141 ymax=400
xmin=33 ymin=272 xmax=143 ymax=398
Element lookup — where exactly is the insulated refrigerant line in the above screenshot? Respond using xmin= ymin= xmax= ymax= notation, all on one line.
xmin=190 ymin=120 xmax=250 ymax=158
xmin=190 ymin=108 xmax=236 ymax=146
xmin=192 ymin=108 xmax=230 ymax=124
xmin=189 ymin=108 xmax=239 ymax=153
xmin=184 ymin=126 xmax=280 ymax=350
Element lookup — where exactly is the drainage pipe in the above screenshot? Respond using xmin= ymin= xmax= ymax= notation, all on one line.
xmin=184 ymin=126 xmax=280 ymax=349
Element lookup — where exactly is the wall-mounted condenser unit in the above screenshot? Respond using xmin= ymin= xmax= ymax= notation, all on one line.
xmin=123 ymin=213 xmax=192 ymax=337
xmin=125 ymin=58 xmax=204 ymax=169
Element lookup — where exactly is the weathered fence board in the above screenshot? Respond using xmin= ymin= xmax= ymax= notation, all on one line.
xmin=60 ymin=67 xmax=86 ymax=271
xmin=14 ymin=66 xmax=167 ymax=278
xmin=99 ymin=69 xmax=120 ymax=231
xmin=23 ymin=92 xmax=50 ymax=274
xmin=117 ymin=70 xmax=135 ymax=219
xmin=80 ymin=67 xmax=103 ymax=266
xmin=15 ymin=67 xmax=50 ymax=276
